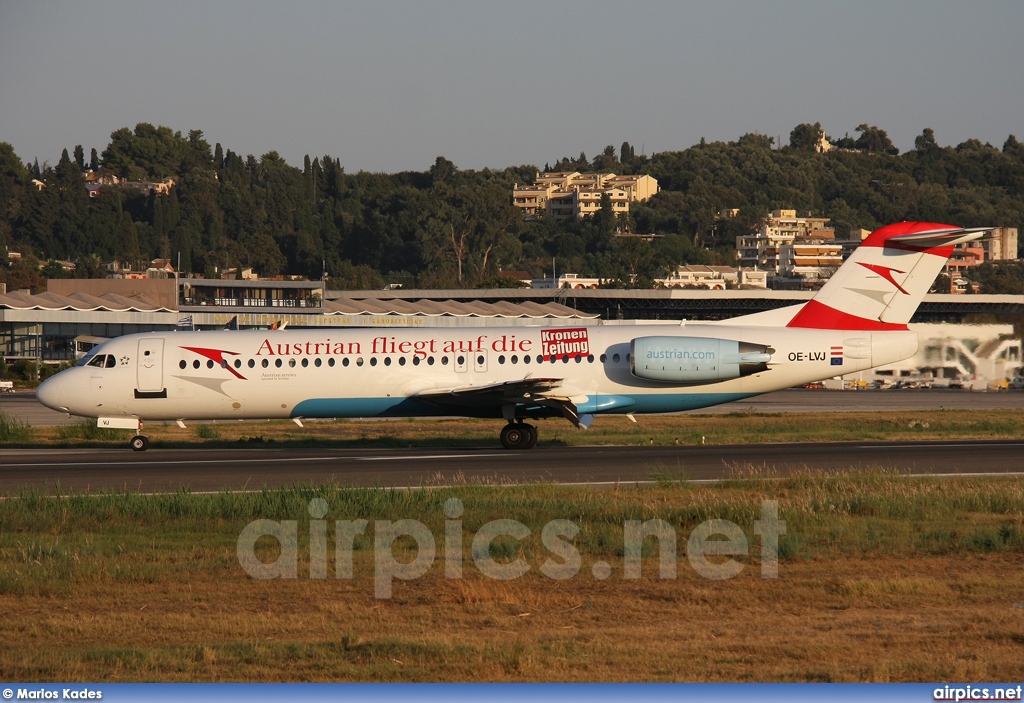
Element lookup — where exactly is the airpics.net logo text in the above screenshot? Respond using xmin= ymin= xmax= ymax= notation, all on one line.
xmin=236 ymin=498 xmax=785 ymax=599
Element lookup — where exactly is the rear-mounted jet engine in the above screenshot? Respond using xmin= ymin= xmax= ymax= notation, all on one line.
xmin=630 ymin=337 xmax=773 ymax=384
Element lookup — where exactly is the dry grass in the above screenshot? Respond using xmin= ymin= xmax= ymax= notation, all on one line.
xmin=1 ymin=556 xmax=1021 ymax=682
xmin=1 ymin=474 xmax=1023 ymax=681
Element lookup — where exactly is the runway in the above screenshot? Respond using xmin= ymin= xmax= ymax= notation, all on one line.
xmin=1 ymin=440 xmax=1020 ymax=494
xmin=2 ymin=388 xmax=1022 ymax=494
xmin=2 ymin=387 xmax=1023 ymax=427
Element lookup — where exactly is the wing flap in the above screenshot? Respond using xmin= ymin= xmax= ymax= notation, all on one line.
xmin=414 ymin=377 xmax=587 ymax=427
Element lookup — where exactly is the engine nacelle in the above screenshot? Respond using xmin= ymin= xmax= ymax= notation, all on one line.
xmin=630 ymin=336 xmax=773 ymax=384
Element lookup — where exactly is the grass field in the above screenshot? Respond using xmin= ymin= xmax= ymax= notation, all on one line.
xmin=1 ymin=471 xmax=1022 ymax=681
xmin=3 ymin=407 xmax=1024 ymax=449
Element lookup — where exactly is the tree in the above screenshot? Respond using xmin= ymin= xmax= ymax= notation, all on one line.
xmin=592 ymin=145 xmax=618 ymax=172
xmin=914 ymin=128 xmax=938 ymax=151
xmin=89 ymin=148 xmax=99 ymax=171
xmin=73 ymin=144 xmax=85 ymax=169
xmin=0 ymin=142 xmax=29 ymax=254
xmin=789 ymin=122 xmax=824 ymax=151
xmin=425 ymin=181 xmax=521 ymax=286
xmin=855 ymin=124 xmax=899 ymax=155
xmin=620 ymin=141 xmax=635 ymax=168
xmin=1004 ymin=135 xmax=1024 ymax=159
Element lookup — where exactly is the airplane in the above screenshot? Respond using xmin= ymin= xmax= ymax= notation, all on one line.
xmin=36 ymin=221 xmax=989 ymax=451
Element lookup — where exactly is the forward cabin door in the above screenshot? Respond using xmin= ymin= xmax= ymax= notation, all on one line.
xmin=137 ymin=339 xmax=165 ymax=393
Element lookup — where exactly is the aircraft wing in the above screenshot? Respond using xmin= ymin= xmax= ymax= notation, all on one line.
xmin=414 ymin=377 xmax=586 ymax=426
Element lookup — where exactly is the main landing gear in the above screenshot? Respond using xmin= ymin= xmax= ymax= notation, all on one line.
xmin=130 ymin=434 xmax=149 ymax=451
xmin=500 ymin=422 xmax=538 ymax=450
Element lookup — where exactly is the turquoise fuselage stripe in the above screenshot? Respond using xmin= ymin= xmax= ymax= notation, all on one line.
xmin=291 ymin=393 xmax=756 ymax=420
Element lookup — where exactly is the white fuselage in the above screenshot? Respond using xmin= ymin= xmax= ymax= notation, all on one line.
xmin=37 ymin=320 xmax=919 ymax=423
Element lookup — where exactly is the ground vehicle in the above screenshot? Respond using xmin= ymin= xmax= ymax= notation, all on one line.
xmin=0 ymin=380 xmax=14 ymax=393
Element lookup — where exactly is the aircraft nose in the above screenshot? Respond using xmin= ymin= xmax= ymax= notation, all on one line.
xmin=36 ymin=373 xmax=69 ymax=413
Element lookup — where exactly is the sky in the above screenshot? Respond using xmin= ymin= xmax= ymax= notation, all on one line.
xmin=1 ymin=1 xmax=1022 ymax=174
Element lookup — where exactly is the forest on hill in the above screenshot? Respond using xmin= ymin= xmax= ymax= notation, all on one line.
xmin=1 ymin=122 xmax=1023 ymax=292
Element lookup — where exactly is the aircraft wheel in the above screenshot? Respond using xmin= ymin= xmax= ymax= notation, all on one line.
xmin=500 ymin=423 xmax=533 ymax=450
xmin=130 ymin=435 xmax=149 ymax=452
xmin=523 ymin=424 xmax=538 ymax=449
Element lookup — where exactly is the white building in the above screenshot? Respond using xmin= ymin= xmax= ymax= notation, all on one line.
xmin=512 ymin=172 xmax=659 ymax=219
xmin=655 ymin=265 xmax=767 ymax=290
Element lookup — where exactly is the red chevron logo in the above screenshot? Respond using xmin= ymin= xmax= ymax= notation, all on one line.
xmin=857 ymin=262 xmax=909 ymax=295
xmin=181 ymin=346 xmax=247 ymax=380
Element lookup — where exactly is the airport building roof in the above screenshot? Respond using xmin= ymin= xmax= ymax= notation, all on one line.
xmin=0 ymin=289 xmax=174 ymax=313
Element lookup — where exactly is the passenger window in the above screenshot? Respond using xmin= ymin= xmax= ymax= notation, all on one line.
xmin=587 ymin=354 xmax=594 ymax=363
xmin=600 ymin=354 xmax=607 ymax=363
xmin=399 ymin=357 xmax=406 ymax=366
xmin=235 ymin=359 xmax=242 ymax=368
xmin=207 ymin=360 xmax=215 ymax=369
xmin=370 ymin=358 xmax=377 ymax=367
xmin=428 ymin=357 xmax=435 ymax=365
xmin=384 ymin=358 xmax=391 ymax=367
xmin=179 ymin=360 xmax=187 ymax=370
xmin=613 ymin=353 xmax=620 ymax=363
xmin=262 ymin=359 xmax=269 ymax=368
xmin=498 ymin=355 xmax=505 ymax=364
xmin=441 ymin=356 xmax=449 ymax=365
xmin=356 ymin=357 xmax=364 ymax=367
xmin=511 ymin=355 xmax=518 ymax=364
xmin=316 ymin=358 xmax=323 ymax=367
xmin=301 ymin=358 xmax=308 ymax=368
xmin=248 ymin=359 xmax=255 ymax=368
xmin=523 ymin=355 xmax=530 ymax=365
xmin=275 ymin=359 xmax=283 ymax=368
xmin=288 ymin=358 xmax=297 ymax=368
xmin=413 ymin=356 xmax=420 ymax=366
xmin=193 ymin=360 xmax=201 ymax=369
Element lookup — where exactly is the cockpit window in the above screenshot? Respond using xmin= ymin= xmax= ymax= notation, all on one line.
xmin=85 ymin=354 xmax=113 ymax=368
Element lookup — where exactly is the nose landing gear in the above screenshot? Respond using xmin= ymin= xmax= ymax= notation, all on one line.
xmin=130 ymin=426 xmax=149 ymax=452
xmin=499 ymin=422 xmax=538 ymax=450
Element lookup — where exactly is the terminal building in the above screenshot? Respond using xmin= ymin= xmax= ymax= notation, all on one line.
xmin=2 ymin=278 xmax=1022 ymax=388
xmin=0 ymin=278 xmax=597 ymax=363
